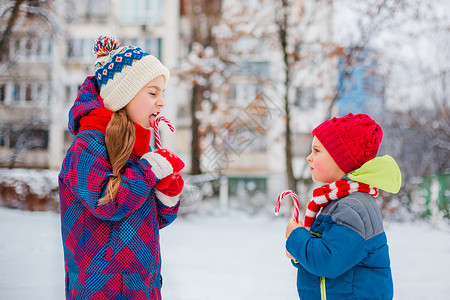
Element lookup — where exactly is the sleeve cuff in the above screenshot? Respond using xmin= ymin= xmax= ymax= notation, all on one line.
xmin=155 ymin=189 xmax=180 ymax=207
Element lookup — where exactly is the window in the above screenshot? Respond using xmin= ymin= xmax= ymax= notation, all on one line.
xmin=65 ymin=84 xmax=80 ymax=103
xmin=27 ymin=129 xmax=49 ymax=149
xmin=144 ymin=38 xmax=162 ymax=58
xmin=250 ymin=133 xmax=266 ymax=152
xmin=229 ymin=82 xmax=265 ymax=105
xmin=25 ymin=84 xmax=33 ymax=102
xmin=65 ymin=86 xmax=71 ymax=103
xmin=36 ymin=83 xmax=44 ymax=102
xmin=11 ymin=37 xmax=51 ymax=60
xmin=241 ymin=0 xmax=264 ymax=9
xmin=10 ymin=128 xmax=48 ymax=150
xmin=294 ymin=87 xmax=316 ymax=109
xmin=235 ymin=36 xmax=263 ymax=55
xmin=14 ymin=39 xmax=21 ymax=54
xmin=0 ymin=84 xmax=5 ymax=104
xmin=119 ymin=0 xmax=163 ymax=24
xmin=239 ymin=61 xmax=269 ymax=78
xmin=226 ymin=84 xmax=237 ymax=100
xmin=13 ymin=84 xmax=20 ymax=102
xmin=25 ymin=38 xmax=33 ymax=52
xmin=64 ymin=130 xmax=74 ymax=152
xmin=85 ymin=0 xmax=110 ymax=22
xmin=0 ymin=126 xmax=9 ymax=148
xmin=8 ymin=82 xmax=49 ymax=104
xmin=67 ymin=38 xmax=93 ymax=60
xmin=36 ymin=38 xmax=51 ymax=58
xmin=67 ymin=0 xmax=110 ymax=23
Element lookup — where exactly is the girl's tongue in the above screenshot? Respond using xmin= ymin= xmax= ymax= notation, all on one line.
xmin=149 ymin=114 xmax=156 ymax=129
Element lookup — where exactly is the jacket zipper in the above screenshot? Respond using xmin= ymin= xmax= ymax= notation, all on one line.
xmin=311 ymin=230 xmax=326 ymax=299
xmin=310 ymin=231 xmax=322 ymax=238
xmin=320 ymin=277 xmax=327 ymax=300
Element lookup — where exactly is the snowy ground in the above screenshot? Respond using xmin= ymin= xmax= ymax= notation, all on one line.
xmin=0 ymin=207 xmax=449 ymax=299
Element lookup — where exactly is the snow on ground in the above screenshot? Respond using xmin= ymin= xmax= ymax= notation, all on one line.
xmin=0 ymin=207 xmax=449 ymax=300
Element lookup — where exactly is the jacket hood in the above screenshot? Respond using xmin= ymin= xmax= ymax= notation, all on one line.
xmin=68 ymin=76 xmax=105 ymax=135
xmin=347 ymin=155 xmax=402 ymax=193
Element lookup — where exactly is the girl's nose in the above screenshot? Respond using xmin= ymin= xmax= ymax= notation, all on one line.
xmin=157 ymin=96 xmax=165 ymax=107
xmin=306 ymin=153 xmax=312 ymax=163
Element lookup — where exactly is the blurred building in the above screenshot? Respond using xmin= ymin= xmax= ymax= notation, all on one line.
xmin=1 ymin=0 xmax=336 ymax=200
xmin=335 ymin=48 xmax=385 ymax=117
xmin=174 ymin=0 xmax=336 ymax=199
xmin=0 ymin=0 xmax=180 ymax=169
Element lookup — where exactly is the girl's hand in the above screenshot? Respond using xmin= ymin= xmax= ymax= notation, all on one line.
xmin=286 ymin=219 xmax=304 ymax=239
xmin=142 ymin=148 xmax=185 ymax=179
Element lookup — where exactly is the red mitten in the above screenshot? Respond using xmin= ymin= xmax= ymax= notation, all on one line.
xmin=142 ymin=149 xmax=185 ymax=179
xmin=155 ymin=172 xmax=184 ymax=207
xmin=154 ymin=149 xmax=185 ymax=172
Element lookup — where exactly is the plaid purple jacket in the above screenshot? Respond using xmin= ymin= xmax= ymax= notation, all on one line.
xmin=59 ymin=77 xmax=179 ymax=300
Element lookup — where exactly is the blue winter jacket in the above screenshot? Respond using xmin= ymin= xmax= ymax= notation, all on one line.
xmin=286 ymin=156 xmax=401 ymax=300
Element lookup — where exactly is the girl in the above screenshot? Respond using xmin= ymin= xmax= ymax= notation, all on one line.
xmin=59 ymin=36 xmax=184 ymax=300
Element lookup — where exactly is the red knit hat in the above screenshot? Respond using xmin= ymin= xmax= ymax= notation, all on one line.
xmin=312 ymin=113 xmax=383 ymax=174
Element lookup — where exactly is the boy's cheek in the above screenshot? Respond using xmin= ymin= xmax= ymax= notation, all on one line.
xmin=312 ymin=161 xmax=324 ymax=175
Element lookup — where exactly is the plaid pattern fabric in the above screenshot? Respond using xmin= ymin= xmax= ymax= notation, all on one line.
xmin=68 ymin=76 xmax=104 ymax=136
xmin=60 ymin=77 xmax=179 ymax=299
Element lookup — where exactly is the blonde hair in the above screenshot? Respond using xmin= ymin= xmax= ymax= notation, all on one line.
xmin=98 ymin=109 xmax=135 ymax=205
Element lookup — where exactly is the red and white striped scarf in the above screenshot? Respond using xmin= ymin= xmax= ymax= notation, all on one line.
xmin=304 ymin=179 xmax=379 ymax=230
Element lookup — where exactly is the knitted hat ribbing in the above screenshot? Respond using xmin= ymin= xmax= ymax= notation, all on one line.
xmin=93 ymin=36 xmax=170 ymax=111
xmin=312 ymin=113 xmax=383 ymax=174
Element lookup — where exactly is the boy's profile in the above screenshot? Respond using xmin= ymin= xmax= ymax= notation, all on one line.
xmin=285 ymin=113 xmax=401 ymax=300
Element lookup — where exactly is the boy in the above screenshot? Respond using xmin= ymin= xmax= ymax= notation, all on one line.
xmin=285 ymin=113 xmax=401 ymax=300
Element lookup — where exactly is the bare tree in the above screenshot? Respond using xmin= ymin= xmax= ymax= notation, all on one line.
xmin=323 ymin=0 xmax=425 ymax=118
xmin=1 ymin=0 xmax=61 ymax=65
xmin=182 ymin=0 xmax=223 ymax=175
xmin=273 ymin=0 xmax=334 ymax=192
xmin=0 ymin=0 xmax=26 ymax=55
xmin=379 ymin=15 xmax=450 ymax=218
xmin=177 ymin=0 xmax=272 ymax=174
xmin=0 ymin=0 xmax=65 ymax=169
xmin=4 ymin=116 xmax=49 ymax=169
xmin=275 ymin=0 xmax=296 ymax=191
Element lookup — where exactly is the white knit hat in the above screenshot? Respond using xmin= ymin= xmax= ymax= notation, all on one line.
xmin=93 ymin=36 xmax=170 ymax=111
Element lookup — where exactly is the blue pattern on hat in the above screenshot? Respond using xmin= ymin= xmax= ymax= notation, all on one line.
xmin=95 ymin=46 xmax=149 ymax=90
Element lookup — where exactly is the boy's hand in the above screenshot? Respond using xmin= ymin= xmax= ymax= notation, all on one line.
xmin=286 ymin=219 xmax=304 ymax=239
xmin=286 ymin=219 xmax=304 ymax=260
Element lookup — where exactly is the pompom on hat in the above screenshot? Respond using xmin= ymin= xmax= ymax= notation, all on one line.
xmin=93 ymin=35 xmax=170 ymax=111
xmin=312 ymin=113 xmax=383 ymax=174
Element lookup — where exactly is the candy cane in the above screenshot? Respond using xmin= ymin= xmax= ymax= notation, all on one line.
xmin=153 ymin=116 xmax=176 ymax=150
xmin=275 ymin=190 xmax=300 ymax=222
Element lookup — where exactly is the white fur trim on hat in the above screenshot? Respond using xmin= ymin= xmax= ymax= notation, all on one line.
xmin=100 ymin=55 xmax=170 ymax=111
xmin=142 ymin=151 xmax=173 ymax=179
